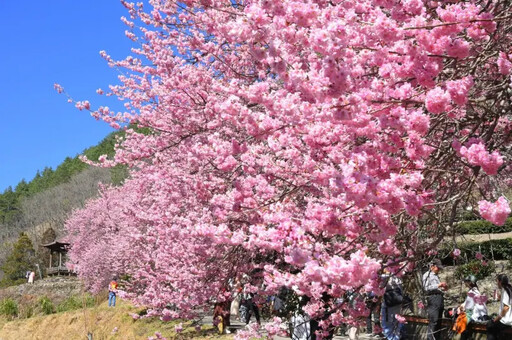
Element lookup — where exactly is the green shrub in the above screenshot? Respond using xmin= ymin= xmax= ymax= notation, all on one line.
xmin=56 ymin=294 xmax=95 ymax=313
xmin=39 ymin=296 xmax=54 ymax=315
xmin=459 ymin=210 xmax=481 ymax=221
xmin=56 ymin=296 xmax=81 ymax=313
xmin=83 ymin=294 xmax=96 ymax=308
xmin=440 ymin=238 xmax=512 ymax=263
xmin=457 ymin=218 xmax=512 ymax=235
xmin=454 ymin=260 xmax=496 ymax=281
xmin=0 ymin=278 xmax=27 ymax=288
xmin=438 ymin=238 xmax=512 ymax=268
xmin=0 ymin=298 xmax=18 ymax=318
xmin=463 ymin=239 xmax=512 ymax=260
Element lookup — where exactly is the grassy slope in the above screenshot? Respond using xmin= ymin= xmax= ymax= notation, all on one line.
xmin=0 ymin=299 xmax=232 ymax=340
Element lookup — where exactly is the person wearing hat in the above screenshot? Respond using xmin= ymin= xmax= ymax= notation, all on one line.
xmin=456 ymin=275 xmax=488 ymax=340
xmin=422 ymin=259 xmax=448 ymax=340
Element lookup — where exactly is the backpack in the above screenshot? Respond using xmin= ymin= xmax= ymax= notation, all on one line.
xmin=384 ymin=287 xmax=403 ymax=307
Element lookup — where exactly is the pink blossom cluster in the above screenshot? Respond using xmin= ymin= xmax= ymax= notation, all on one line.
xmin=425 ymin=76 xmax=474 ymax=113
xmin=264 ymin=317 xmax=286 ymax=338
xmin=425 ymin=87 xmax=452 ymax=114
xmin=459 ymin=139 xmax=504 ymax=175
xmin=478 ymin=197 xmax=511 ymax=226
xmin=497 ymin=52 xmax=512 ymax=75
xmin=61 ymin=0 xmax=511 ymax=334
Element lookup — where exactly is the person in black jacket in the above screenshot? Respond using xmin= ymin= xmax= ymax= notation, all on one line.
xmin=487 ymin=274 xmax=512 ymax=340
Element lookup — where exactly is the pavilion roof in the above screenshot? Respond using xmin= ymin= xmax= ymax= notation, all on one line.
xmin=41 ymin=241 xmax=70 ymax=252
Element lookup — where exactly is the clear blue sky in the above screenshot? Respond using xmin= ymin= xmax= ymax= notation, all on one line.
xmin=0 ymin=1 xmax=136 ymax=192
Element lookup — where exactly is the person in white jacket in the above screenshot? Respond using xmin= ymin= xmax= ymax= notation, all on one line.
xmin=487 ymin=274 xmax=512 ymax=340
xmin=457 ymin=275 xmax=488 ymax=340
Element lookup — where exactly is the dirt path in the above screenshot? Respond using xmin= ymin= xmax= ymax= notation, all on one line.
xmin=452 ymin=230 xmax=512 ymax=243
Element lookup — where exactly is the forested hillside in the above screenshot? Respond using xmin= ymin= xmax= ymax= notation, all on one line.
xmin=0 ymin=131 xmax=123 ymax=219
xmin=0 ymin=131 xmax=128 ymax=282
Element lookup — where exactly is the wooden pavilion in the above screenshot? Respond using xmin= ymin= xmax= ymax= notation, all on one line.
xmin=41 ymin=241 xmax=73 ymax=276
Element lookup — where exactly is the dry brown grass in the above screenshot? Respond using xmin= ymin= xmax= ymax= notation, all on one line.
xmin=0 ymin=299 xmax=233 ymax=340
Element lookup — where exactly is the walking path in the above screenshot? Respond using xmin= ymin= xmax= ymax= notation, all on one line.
xmin=453 ymin=230 xmax=512 ymax=243
xmin=200 ymin=313 xmax=383 ymax=339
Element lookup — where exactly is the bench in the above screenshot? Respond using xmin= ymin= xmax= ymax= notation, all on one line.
xmin=402 ymin=315 xmax=512 ymax=339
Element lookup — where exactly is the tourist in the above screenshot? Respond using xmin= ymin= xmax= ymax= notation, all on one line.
xmin=381 ymin=272 xmax=403 ymax=340
xmin=238 ymin=272 xmax=262 ymax=326
xmin=230 ymin=276 xmax=242 ymax=319
xmin=486 ymin=274 xmax=512 ymax=340
xmin=345 ymin=290 xmax=360 ymax=340
xmin=240 ymin=289 xmax=261 ymax=325
xmin=456 ymin=275 xmax=488 ymax=339
xmin=347 ymin=325 xmax=359 ymax=340
xmin=422 ymin=259 xmax=448 ymax=340
xmin=213 ymin=296 xmax=231 ymax=334
xmin=365 ymin=291 xmax=380 ymax=337
xmin=108 ymin=277 xmax=118 ymax=307
xmin=28 ymin=271 xmax=35 ymax=284
xmin=270 ymin=286 xmax=288 ymax=317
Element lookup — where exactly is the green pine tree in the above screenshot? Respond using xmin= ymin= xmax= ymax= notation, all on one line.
xmin=0 ymin=233 xmax=35 ymax=286
xmin=0 ymin=186 xmax=20 ymax=224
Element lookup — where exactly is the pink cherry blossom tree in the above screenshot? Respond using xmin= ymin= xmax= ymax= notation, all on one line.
xmin=63 ymin=0 xmax=511 ymax=335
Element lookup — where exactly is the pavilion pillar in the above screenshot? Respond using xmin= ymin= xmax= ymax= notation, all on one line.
xmin=49 ymin=252 xmax=52 ymax=268
xmin=58 ymin=252 xmax=62 ymax=276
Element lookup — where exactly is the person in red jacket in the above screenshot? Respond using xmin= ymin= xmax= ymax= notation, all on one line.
xmin=108 ymin=277 xmax=118 ymax=307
